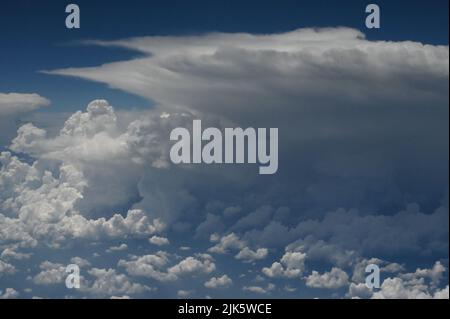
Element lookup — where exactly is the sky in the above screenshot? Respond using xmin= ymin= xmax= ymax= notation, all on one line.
xmin=0 ymin=0 xmax=449 ymax=299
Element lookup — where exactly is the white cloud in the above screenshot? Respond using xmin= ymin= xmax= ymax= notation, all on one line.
xmin=305 ymin=267 xmax=349 ymax=289
xmin=204 ymin=274 xmax=232 ymax=288
xmin=434 ymin=286 xmax=449 ymax=299
xmin=347 ymin=283 xmax=373 ymax=299
xmin=70 ymin=256 xmax=91 ymax=268
xmin=262 ymin=251 xmax=306 ymax=278
xmin=45 ymin=28 xmax=448 ymax=128
xmin=168 ymin=254 xmax=216 ymax=277
xmin=0 ymin=288 xmax=20 ymax=299
xmin=33 ymin=261 xmax=66 ymax=285
xmin=118 ymin=251 xmax=175 ymax=282
xmin=82 ymin=268 xmax=151 ymax=297
xmin=235 ymin=247 xmax=268 ymax=262
xmin=106 ymin=244 xmax=128 ymax=253
xmin=149 ymin=235 xmax=170 ymax=246
xmin=0 ymin=259 xmax=17 ymax=277
xmin=243 ymin=283 xmax=275 ymax=295
xmin=208 ymin=233 xmax=245 ymax=254
xmin=119 ymin=252 xmax=216 ymax=282
xmin=0 ymin=93 xmax=50 ymax=116
xmin=347 ymin=261 xmax=449 ymax=299
xmin=177 ymin=290 xmax=194 ymax=298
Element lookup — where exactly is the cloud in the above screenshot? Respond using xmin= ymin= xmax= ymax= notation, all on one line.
xmin=0 ymin=93 xmax=50 ymax=116
xmin=32 ymin=261 xmax=66 ymax=285
xmin=168 ymin=254 xmax=216 ymax=277
xmin=118 ymin=251 xmax=175 ymax=282
xmin=347 ymin=261 xmax=449 ymax=299
xmin=0 ymin=259 xmax=16 ymax=277
xmin=235 ymin=247 xmax=268 ymax=262
xmin=82 ymin=268 xmax=152 ymax=297
xmin=1 ymin=27 xmax=448 ymax=298
xmin=0 ymin=288 xmax=19 ymax=299
xmin=1 ymin=247 xmax=32 ymax=260
xmin=305 ymin=267 xmax=349 ymax=289
xmin=106 ymin=244 xmax=128 ymax=253
xmin=149 ymin=235 xmax=170 ymax=246
xmin=243 ymin=283 xmax=275 ymax=295
xmin=204 ymin=274 xmax=232 ymax=288
xmin=177 ymin=289 xmax=194 ymax=298
xmin=262 ymin=251 xmax=306 ymax=278
xmin=45 ymin=28 xmax=448 ymax=127
xmin=208 ymin=233 xmax=245 ymax=254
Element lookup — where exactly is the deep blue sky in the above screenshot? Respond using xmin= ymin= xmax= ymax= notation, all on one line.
xmin=0 ymin=0 xmax=448 ymax=112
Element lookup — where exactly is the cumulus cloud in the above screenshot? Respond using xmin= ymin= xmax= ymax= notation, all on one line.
xmin=262 ymin=251 xmax=306 ymax=278
xmin=348 ymin=261 xmax=449 ymax=299
xmin=32 ymin=261 xmax=66 ymax=285
xmin=149 ymin=235 xmax=170 ymax=246
xmin=208 ymin=233 xmax=246 ymax=254
xmin=235 ymin=247 xmax=268 ymax=262
xmin=82 ymin=268 xmax=151 ymax=297
xmin=118 ymin=251 xmax=175 ymax=282
xmin=305 ymin=267 xmax=349 ymax=289
xmin=168 ymin=254 xmax=216 ymax=277
xmin=204 ymin=274 xmax=232 ymax=288
xmin=0 ymin=288 xmax=19 ymax=299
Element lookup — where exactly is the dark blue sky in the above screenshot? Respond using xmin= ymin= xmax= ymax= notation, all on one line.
xmin=1 ymin=0 xmax=448 ymax=112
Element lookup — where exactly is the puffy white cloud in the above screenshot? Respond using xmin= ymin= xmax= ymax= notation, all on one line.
xmin=433 ymin=286 xmax=449 ymax=299
xmin=0 ymin=93 xmax=50 ymax=116
xmin=235 ymin=247 xmax=268 ymax=262
xmin=119 ymin=252 xmax=216 ymax=282
xmin=352 ymin=258 xmax=404 ymax=283
xmin=347 ymin=261 xmax=449 ymax=299
xmin=32 ymin=261 xmax=66 ymax=285
xmin=70 ymin=257 xmax=91 ymax=268
xmin=0 ymin=288 xmax=20 ymax=299
xmin=149 ymin=235 xmax=170 ymax=246
xmin=400 ymin=261 xmax=446 ymax=287
xmin=82 ymin=268 xmax=151 ymax=297
xmin=262 ymin=251 xmax=306 ymax=278
xmin=204 ymin=274 xmax=232 ymax=288
xmin=208 ymin=233 xmax=245 ymax=254
xmin=118 ymin=251 xmax=175 ymax=282
xmin=347 ymin=283 xmax=373 ymax=299
xmin=305 ymin=267 xmax=349 ymax=289
xmin=168 ymin=254 xmax=216 ymax=277
xmin=372 ymin=277 xmax=433 ymax=299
